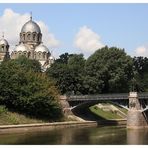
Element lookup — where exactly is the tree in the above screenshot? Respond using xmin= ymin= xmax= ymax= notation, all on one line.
xmin=132 ymin=57 xmax=148 ymax=92
xmin=68 ymin=54 xmax=86 ymax=94
xmin=84 ymin=46 xmax=133 ymax=94
xmin=8 ymin=56 xmax=42 ymax=72
xmin=0 ymin=59 xmax=63 ymax=120
xmin=55 ymin=53 xmax=73 ymax=64
xmin=46 ymin=53 xmax=86 ymax=95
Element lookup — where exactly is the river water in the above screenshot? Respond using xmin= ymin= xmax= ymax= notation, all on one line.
xmin=0 ymin=126 xmax=148 ymax=145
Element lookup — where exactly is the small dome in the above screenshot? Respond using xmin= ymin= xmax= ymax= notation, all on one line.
xmin=49 ymin=56 xmax=55 ymax=60
xmin=14 ymin=43 xmax=29 ymax=52
xmin=0 ymin=39 xmax=9 ymax=46
xmin=35 ymin=43 xmax=49 ymax=53
xmin=21 ymin=19 xmax=41 ymax=33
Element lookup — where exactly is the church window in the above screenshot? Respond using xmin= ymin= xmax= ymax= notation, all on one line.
xmin=27 ymin=33 xmax=31 ymax=40
xmin=34 ymin=53 xmax=36 ymax=59
xmin=20 ymin=34 xmax=22 ymax=41
xmin=23 ymin=52 xmax=27 ymax=57
xmin=23 ymin=34 xmax=25 ymax=40
xmin=38 ymin=52 xmax=41 ymax=59
xmin=38 ymin=35 xmax=40 ymax=42
xmin=18 ymin=52 xmax=22 ymax=57
xmin=33 ymin=34 xmax=36 ymax=41
xmin=43 ymin=52 xmax=46 ymax=59
xmin=2 ymin=46 xmax=4 ymax=51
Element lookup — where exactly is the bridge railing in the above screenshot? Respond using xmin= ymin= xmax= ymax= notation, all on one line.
xmin=139 ymin=93 xmax=148 ymax=99
xmin=68 ymin=93 xmax=129 ymax=101
xmin=67 ymin=92 xmax=148 ymax=101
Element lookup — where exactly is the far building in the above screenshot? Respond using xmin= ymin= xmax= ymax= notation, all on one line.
xmin=0 ymin=15 xmax=55 ymax=71
xmin=0 ymin=34 xmax=10 ymax=63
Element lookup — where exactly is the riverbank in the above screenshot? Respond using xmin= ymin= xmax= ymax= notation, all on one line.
xmin=0 ymin=106 xmax=45 ymax=125
xmin=0 ymin=121 xmax=97 ymax=134
xmin=0 ymin=119 xmax=127 ymax=134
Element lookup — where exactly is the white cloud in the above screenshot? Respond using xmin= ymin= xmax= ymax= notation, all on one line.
xmin=135 ymin=46 xmax=148 ymax=57
xmin=74 ymin=26 xmax=104 ymax=53
xmin=0 ymin=8 xmax=60 ymax=52
xmin=37 ymin=21 xmax=60 ymax=48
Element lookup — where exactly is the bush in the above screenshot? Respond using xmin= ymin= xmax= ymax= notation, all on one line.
xmin=0 ymin=59 xmax=63 ymax=121
xmin=0 ymin=106 xmax=7 ymax=115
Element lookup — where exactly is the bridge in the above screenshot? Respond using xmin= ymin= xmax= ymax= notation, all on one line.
xmin=60 ymin=92 xmax=148 ymax=128
xmin=67 ymin=93 xmax=148 ymax=101
xmin=66 ymin=93 xmax=148 ymax=112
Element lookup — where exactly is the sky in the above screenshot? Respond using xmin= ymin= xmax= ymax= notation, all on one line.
xmin=0 ymin=3 xmax=148 ymax=58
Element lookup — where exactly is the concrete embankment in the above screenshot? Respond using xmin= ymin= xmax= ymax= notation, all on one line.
xmin=97 ymin=119 xmax=127 ymax=126
xmin=0 ymin=119 xmax=127 ymax=134
xmin=0 ymin=121 xmax=97 ymax=134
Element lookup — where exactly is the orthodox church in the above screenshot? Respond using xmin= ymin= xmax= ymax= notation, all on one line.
xmin=0 ymin=15 xmax=54 ymax=71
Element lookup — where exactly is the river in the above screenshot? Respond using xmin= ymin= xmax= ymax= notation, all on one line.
xmin=0 ymin=125 xmax=148 ymax=145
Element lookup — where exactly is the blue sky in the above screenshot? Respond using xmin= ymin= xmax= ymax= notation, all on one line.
xmin=0 ymin=3 xmax=148 ymax=57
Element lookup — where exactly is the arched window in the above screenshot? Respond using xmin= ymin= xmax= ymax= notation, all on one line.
xmin=27 ymin=33 xmax=31 ymax=40
xmin=43 ymin=52 xmax=46 ymax=59
xmin=23 ymin=34 xmax=25 ymax=41
xmin=38 ymin=35 xmax=40 ymax=42
xmin=23 ymin=52 xmax=27 ymax=57
xmin=20 ymin=34 xmax=23 ymax=41
xmin=47 ymin=52 xmax=50 ymax=59
xmin=2 ymin=46 xmax=4 ymax=51
xmin=18 ymin=52 xmax=22 ymax=57
xmin=38 ymin=52 xmax=41 ymax=59
xmin=28 ymin=52 xmax=31 ymax=58
xmin=33 ymin=33 xmax=36 ymax=41
xmin=34 ymin=53 xmax=36 ymax=59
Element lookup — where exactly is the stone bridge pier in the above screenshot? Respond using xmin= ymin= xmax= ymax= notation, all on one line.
xmin=59 ymin=95 xmax=72 ymax=116
xmin=127 ymin=92 xmax=148 ymax=129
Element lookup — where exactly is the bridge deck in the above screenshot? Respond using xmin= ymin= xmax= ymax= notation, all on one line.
xmin=67 ymin=93 xmax=148 ymax=101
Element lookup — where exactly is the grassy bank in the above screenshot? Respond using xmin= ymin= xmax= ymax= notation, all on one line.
xmin=0 ymin=106 xmax=45 ymax=125
xmin=89 ymin=103 xmax=127 ymax=120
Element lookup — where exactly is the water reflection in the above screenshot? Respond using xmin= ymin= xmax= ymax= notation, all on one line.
xmin=0 ymin=126 xmax=148 ymax=144
xmin=127 ymin=128 xmax=148 ymax=145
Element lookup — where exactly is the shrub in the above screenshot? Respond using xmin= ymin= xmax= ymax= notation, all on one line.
xmin=0 ymin=59 xmax=63 ymax=121
xmin=0 ymin=106 xmax=7 ymax=115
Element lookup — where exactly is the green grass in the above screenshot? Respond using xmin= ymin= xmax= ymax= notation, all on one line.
xmin=89 ymin=105 xmax=123 ymax=120
xmin=0 ymin=106 xmax=45 ymax=125
xmin=114 ymin=105 xmax=128 ymax=114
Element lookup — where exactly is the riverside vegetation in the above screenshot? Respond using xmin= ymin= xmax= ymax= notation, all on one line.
xmin=47 ymin=46 xmax=148 ymax=95
xmin=0 ymin=56 xmax=63 ymax=123
xmin=0 ymin=46 xmax=148 ymax=124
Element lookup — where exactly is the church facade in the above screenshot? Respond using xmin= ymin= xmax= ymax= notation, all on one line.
xmin=0 ymin=16 xmax=54 ymax=70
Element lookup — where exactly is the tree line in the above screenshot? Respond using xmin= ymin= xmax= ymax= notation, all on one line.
xmin=0 ymin=46 xmax=148 ymax=120
xmin=46 ymin=46 xmax=148 ymax=95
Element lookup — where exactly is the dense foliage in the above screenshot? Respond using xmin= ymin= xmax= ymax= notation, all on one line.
xmin=84 ymin=46 xmax=133 ymax=94
xmin=1 ymin=47 xmax=148 ymax=121
xmin=46 ymin=53 xmax=85 ymax=95
xmin=47 ymin=47 xmax=140 ymax=95
xmin=12 ymin=55 xmax=42 ymax=72
xmin=0 ymin=57 xmax=63 ymax=121
xmin=132 ymin=57 xmax=148 ymax=92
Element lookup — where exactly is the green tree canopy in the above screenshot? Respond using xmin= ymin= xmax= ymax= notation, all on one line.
xmin=55 ymin=53 xmax=73 ymax=64
xmin=84 ymin=46 xmax=133 ymax=94
xmin=132 ymin=57 xmax=148 ymax=92
xmin=8 ymin=56 xmax=42 ymax=72
xmin=0 ymin=59 xmax=62 ymax=120
xmin=46 ymin=53 xmax=86 ymax=95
